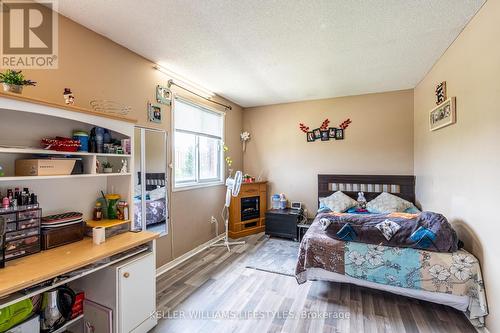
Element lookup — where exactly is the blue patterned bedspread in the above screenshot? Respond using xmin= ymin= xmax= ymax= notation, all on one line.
xmin=296 ymin=218 xmax=488 ymax=327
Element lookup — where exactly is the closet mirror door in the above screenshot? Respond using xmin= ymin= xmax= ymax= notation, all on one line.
xmin=133 ymin=127 xmax=144 ymax=231
xmin=133 ymin=127 xmax=168 ymax=235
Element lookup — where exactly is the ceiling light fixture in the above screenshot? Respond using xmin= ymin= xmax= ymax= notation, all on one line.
xmin=153 ymin=64 xmax=215 ymax=99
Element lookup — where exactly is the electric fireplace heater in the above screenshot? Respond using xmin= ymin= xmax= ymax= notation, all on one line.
xmin=240 ymin=196 xmax=260 ymax=221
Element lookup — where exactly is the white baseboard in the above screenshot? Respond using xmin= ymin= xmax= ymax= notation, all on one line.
xmin=156 ymin=234 xmax=225 ymax=277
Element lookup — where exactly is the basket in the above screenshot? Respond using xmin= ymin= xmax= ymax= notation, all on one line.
xmin=41 ymin=137 xmax=81 ymax=152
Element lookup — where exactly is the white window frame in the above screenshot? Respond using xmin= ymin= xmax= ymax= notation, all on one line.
xmin=172 ymin=97 xmax=225 ymax=191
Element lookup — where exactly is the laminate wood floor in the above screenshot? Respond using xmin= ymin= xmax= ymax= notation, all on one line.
xmin=152 ymin=233 xmax=476 ymax=333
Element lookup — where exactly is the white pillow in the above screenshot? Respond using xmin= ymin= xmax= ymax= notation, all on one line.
xmin=366 ymin=192 xmax=412 ymax=213
xmin=149 ymin=187 xmax=166 ymax=201
xmin=319 ymin=191 xmax=358 ymax=213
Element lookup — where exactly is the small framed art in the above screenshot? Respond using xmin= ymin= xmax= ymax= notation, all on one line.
xmin=335 ymin=128 xmax=344 ymax=140
xmin=306 ymin=132 xmax=315 ymax=142
xmin=156 ymin=85 xmax=172 ymax=105
xmin=148 ymin=102 xmax=162 ymax=123
xmin=313 ymin=128 xmax=321 ymax=140
xmin=320 ymin=130 xmax=329 ymax=141
xmin=430 ymin=97 xmax=456 ymax=131
xmin=328 ymin=127 xmax=337 ymax=138
xmin=435 ymin=81 xmax=447 ymax=105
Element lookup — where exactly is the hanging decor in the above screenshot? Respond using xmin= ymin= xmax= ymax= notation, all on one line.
xmin=430 ymin=97 xmax=456 ymax=131
xmin=156 ymin=85 xmax=172 ymax=105
xmin=435 ymin=81 xmax=447 ymax=105
xmin=299 ymin=118 xmax=351 ymax=142
xmin=240 ymin=131 xmax=251 ymax=152
xmin=148 ymin=102 xmax=162 ymax=123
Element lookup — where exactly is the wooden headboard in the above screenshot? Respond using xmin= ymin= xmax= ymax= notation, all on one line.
xmin=318 ymin=174 xmax=416 ymax=205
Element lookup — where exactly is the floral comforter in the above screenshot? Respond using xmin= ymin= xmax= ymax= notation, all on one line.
xmin=295 ymin=219 xmax=488 ymax=327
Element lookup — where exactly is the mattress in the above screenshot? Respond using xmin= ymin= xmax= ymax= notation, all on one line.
xmin=296 ymin=217 xmax=488 ymax=327
xmin=303 ymin=267 xmax=469 ymax=312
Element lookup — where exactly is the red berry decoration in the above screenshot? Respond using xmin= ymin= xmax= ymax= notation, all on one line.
xmin=299 ymin=123 xmax=310 ymax=133
xmin=320 ymin=119 xmax=330 ymax=130
xmin=339 ymin=118 xmax=352 ymax=130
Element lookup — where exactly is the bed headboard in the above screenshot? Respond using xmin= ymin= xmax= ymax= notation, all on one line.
xmin=318 ymin=174 xmax=416 ymax=205
xmin=138 ymin=172 xmax=166 ymax=191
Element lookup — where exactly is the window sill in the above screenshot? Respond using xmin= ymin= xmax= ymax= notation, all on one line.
xmin=173 ymin=181 xmax=225 ymax=192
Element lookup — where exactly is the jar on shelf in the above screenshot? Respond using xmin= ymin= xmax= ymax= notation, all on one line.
xmin=271 ymin=194 xmax=280 ymax=210
xmin=93 ymin=201 xmax=103 ymax=221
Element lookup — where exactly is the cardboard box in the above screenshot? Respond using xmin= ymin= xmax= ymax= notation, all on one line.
xmin=15 ymin=159 xmax=77 ymax=176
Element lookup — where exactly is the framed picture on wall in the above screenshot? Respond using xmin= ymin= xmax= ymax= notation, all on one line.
xmin=148 ymin=102 xmax=162 ymax=123
xmin=328 ymin=127 xmax=337 ymax=138
xmin=156 ymin=85 xmax=172 ymax=105
xmin=435 ymin=81 xmax=447 ymax=105
xmin=335 ymin=128 xmax=344 ymax=140
xmin=306 ymin=131 xmax=315 ymax=142
xmin=320 ymin=130 xmax=329 ymax=141
xmin=430 ymin=97 xmax=456 ymax=131
xmin=313 ymin=128 xmax=321 ymax=139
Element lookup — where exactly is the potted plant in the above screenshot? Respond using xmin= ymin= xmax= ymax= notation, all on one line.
xmin=0 ymin=70 xmax=36 ymax=94
xmin=102 ymin=161 xmax=113 ymax=173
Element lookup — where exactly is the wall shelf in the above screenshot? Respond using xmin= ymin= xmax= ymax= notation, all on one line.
xmin=0 ymin=173 xmax=131 ymax=182
xmin=0 ymin=146 xmax=131 ymax=157
xmin=0 ymin=91 xmax=137 ymax=123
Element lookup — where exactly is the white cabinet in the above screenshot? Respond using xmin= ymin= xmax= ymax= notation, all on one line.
xmin=78 ymin=251 xmax=157 ymax=333
xmin=118 ymin=253 xmax=156 ymax=332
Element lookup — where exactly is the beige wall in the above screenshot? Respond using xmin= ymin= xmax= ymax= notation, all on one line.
xmin=14 ymin=14 xmax=243 ymax=267
xmin=242 ymin=90 xmax=414 ymax=214
xmin=414 ymin=0 xmax=498 ymax=330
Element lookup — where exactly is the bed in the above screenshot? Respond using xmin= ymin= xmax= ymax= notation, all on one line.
xmin=295 ymin=174 xmax=488 ymax=327
xmin=134 ymin=172 xmax=167 ymax=227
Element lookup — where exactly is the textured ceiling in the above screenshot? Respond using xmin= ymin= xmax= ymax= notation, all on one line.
xmin=55 ymin=0 xmax=485 ymax=107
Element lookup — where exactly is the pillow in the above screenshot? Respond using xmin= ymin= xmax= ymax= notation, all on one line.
xmin=366 ymin=192 xmax=412 ymax=213
xmin=149 ymin=186 xmax=166 ymax=201
xmin=319 ymin=191 xmax=358 ymax=213
xmin=405 ymin=204 xmax=421 ymax=214
xmin=375 ymin=219 xmax=401 ymax=241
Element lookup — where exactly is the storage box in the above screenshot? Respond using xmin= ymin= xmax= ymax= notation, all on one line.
xmin=2 ymin=207 xmax=42 ymax=262
xmin=85 ymin=219 xmax=130 ymax=239
xmin=41 ymin=221 xmax=84 ymax=250
xmin=5 ymin=235 xmax=40 ymax=260
xmin=15 ymin=159 xmax=77 ymax=176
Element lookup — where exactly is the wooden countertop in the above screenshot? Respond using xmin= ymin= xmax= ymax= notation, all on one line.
xmin=0 ymin=231 xmax=158 ymax=298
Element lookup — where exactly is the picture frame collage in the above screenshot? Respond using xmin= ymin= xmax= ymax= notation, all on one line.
xmin=148 ymin=85 xmax=172 ymax=124
xmin=307 ymin=127 xmax=344 ymax=142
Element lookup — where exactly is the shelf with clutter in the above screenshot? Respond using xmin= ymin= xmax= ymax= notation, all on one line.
xmin=0 ymin=93 xmax=136 ymax=267
xmin=0 ymin=77 xmax=159 ymax=333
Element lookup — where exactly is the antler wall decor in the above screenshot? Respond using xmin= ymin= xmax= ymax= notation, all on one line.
xmin=299 ymin=118 xmax=352 ymax=142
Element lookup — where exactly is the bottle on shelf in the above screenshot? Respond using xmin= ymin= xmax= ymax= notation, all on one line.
xmin=93 ymin=201 xmax=103 ymax=221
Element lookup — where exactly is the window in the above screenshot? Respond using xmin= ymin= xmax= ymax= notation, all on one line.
xmin=173 ymin=98 xmax=224 ymax=189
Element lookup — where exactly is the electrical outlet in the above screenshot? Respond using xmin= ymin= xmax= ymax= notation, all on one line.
xmin=210 ymin=216 xmax=219 ymax=237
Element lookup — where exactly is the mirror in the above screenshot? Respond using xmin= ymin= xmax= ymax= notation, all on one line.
xmin=133 ymin=127 xmax=168 ymax=235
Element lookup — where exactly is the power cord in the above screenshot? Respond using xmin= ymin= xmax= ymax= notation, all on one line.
xmin=297 ymin=208 xmax=309 ymax=224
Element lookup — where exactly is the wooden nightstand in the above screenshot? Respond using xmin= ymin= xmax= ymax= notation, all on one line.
xmin=265 ymin=208 xmax=301 ymax=241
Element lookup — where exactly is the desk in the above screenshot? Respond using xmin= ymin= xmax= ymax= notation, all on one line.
xmin=0 ymin=231 xmax=158 ymax=299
